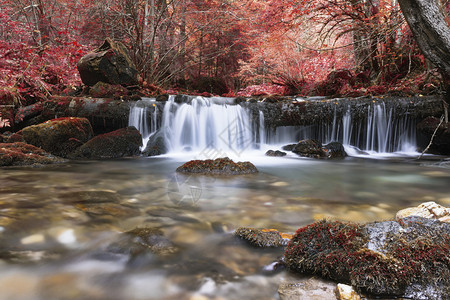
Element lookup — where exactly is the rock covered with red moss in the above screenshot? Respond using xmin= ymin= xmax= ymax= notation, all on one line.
xmin=176 ymin=157 xmax=258 ymax=175
xmin=21 ymin=117 xmax=94 ymax=157
xmin=0 ymin=142 xmax=65 ymax=167
xmin=70 ymin=126 xmax=142 ymax=159
xmin=284 ymin=218 xmax=450 ymax=298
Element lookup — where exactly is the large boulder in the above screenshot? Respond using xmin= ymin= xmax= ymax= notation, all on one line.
xmin=284 ymin=218 xmax=450 ymax=298
xmin=70 ymin=126 xmax=142 ymax=159
xmin=0 ymin=142 xmax=65 ymax=167
xmin=176 ymin=157 xmax=258 ymax=175
xmin=22 ymin=117 xmax=94 ymax=157
xmin=77 ymin=38 xmax=138 ymax=87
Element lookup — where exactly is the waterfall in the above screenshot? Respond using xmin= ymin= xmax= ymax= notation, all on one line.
xmin=264 ymin=102 xmax=417 ymax=153
xmin=161 ymin=96 xmax=263 ymax=158
xmin=128 ymin=98 xmax=160 ymax=149
xmin=129 ymin=96 xmax=419 ymax=155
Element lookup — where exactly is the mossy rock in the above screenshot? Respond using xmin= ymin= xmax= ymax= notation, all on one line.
xmin=22 ymin=117 xmax=94 ymax=157
xmin=176 ymin=157 xmax=258 ymax=175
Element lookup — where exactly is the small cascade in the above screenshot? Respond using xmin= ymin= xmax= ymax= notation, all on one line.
xmin=129 ymin=95 xmax=420 ymax=155
xmin=128 ymin=98 xmax=161 ymax=148
xmin=264 ymin=102 xmax=417 ymax=153
xmin=161 ymin=96 xmax=264 ymax=157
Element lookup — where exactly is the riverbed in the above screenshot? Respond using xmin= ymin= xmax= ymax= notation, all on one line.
xmin=0 ymin=153 xmax=449 ymax=299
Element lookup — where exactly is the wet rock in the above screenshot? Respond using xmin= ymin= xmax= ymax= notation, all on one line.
xmin=22 ymin=117 xmax=94 ymax=157
xmin=323 ymin=142 xmax=347 ymax=158
xmin=176 ymin=157 xmax=258 ymax=175
xmin=70 ymin=126 xmax=142 ymax=159
xmin=142 ymin=135 xmax=167 ymax=157
xmin=234 ymin=227 xmax=291 ymax=247
xmin=265 ymin=150 xmax=287 ymax=157
xmin=285 ymin=219 xmax=450 ymax=298
xmin=77 ymin=38 xmax=138 ymax=86
xmin=396 ymin=201 xmax=449 ymax=223
xmin=337 ymin=284 xmax=361 ymax=300
xmin=292 ymin=139 xmax=326 ymax=158
xmin=278 ymin=278 xmax=337 ymax=300
xmin=109 ymin=227 xmax=178 ymax=258
xmin=0 ymin=142 xmax=65 ymax=167
xmin=89 ymin=81 xmax=129 ymax=98
xmin=282 ymin=144 xmax=297 ymax=151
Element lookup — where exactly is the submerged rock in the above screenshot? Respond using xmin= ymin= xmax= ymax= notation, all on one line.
xmin=176 ymin=157 xmax=258 ymax=175
xmin=278 ymin=278 xmax=337 ymax=300
xmin=0 ymin=142 xmax=65 ymax=167
xmin=235 ymin=227 xmax=292 ymax=247
xmin=108 ymin=227 xmax=178 ymax=258
xmin=22 ymin=117 xmax=94 ymax=157
xmin=284 ymin=218 xmax=450 ymax=298
xmin=70 ymin=126 xmax=142 ymax=159
xmin=265 ymin=150 xmax=287 ymax=157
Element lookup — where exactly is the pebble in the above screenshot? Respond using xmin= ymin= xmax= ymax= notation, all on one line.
xmin=336 ymin=284 xmax=361 ymax=300
xmin=21 ymin=234 xmax=45 ymax=245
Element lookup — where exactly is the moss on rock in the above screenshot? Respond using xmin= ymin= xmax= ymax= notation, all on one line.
xmin=284 ymin=219 xmax=450 ymax=298
xmin=176 ymin=157 xmax=258 ymax=175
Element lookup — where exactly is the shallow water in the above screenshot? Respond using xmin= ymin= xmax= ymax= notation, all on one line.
xmin=0 ymin=154 xmax=449 ymax=300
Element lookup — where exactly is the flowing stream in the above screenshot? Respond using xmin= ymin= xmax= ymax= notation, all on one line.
xmin=0 ymin=96 xmax=449 ymax=299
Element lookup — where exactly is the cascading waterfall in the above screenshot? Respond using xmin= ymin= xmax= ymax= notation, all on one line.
xmin=161 ymin=96 xmax=263 ymax=157
xmin=129 ymin=96 xmax=418 ymax=155
xmin=128 ymin=98 xmax=160 ymax=149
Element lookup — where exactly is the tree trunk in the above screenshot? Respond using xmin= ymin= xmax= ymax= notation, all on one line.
xmin=398 ymin=0 xmax=450 ymax=107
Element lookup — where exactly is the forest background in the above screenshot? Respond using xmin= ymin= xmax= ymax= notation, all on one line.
xmin=1 ymin=0 xmax=450 ymax=112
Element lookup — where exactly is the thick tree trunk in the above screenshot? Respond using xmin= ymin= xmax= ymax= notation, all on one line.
xmin=398 ymin=0 xmax=450 ymax=107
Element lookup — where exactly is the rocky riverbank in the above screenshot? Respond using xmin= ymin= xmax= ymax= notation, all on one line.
xmin=236 ymin=202 xmax=450 ymax=300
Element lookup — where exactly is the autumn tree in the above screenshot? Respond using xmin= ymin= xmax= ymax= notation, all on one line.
xmin=398 ymin=0 xmax=450 ymax=116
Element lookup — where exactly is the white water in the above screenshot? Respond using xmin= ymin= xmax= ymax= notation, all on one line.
xmin=128 ymin=98 xmax=159 ymax=149
xmin=129 ymin=96 xmax=419 ymax=157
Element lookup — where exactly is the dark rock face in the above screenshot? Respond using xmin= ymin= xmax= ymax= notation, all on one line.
xmin=77 ymin=38 xmax=138 ymax=86
xmin=292 ymin=139 xmax=325 ymax=158
xmin=285 ymin=218 xmax=450 ymax=298
xmin=323 ymin=142 xmax=347 ymax=158
xmin=417 ymin=116 xmax=450 ymax=155
xmin=22 ymin=117 xmax=94 ymax=157
xmin=70 ymin=126 xmax=142 ymax=159
xmin=265 ymin=150 xmax=287 ymax=157
xmin=142 ymin=135 xmax=167 ymax=157
xmin=176 ymin=157 xmax=258 ymax=175
xmin=0 ymin=142 xmax=65 ymax=166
